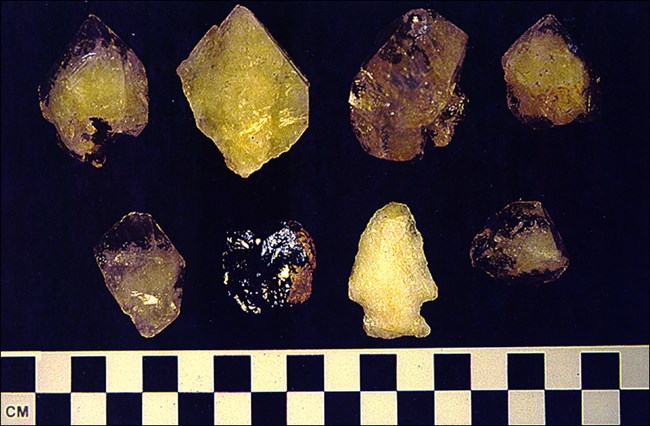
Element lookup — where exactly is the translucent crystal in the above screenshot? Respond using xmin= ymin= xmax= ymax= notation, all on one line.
xmin=470 ymin=201 xmax=569 ymax=284
xmin=94 ymin=212 xmax=184 ymax=338
xmin=349 ymin=202 xmax=438 ymax=339
xmin=223 ymin=221 xmax=316 ymax=314
xmin=349 ymin=9 xmax=468 ymax=161
xmin=39 ymin=15 xmax=148 ymax=167
xmin=502 ymin=14 xmax=598 ymax=127
xmin=177 ymin=5 xmax=309 ymax=178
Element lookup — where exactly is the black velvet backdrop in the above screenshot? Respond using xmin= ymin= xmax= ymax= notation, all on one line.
xmin=1 ymin=1 xmax=648 ymax=350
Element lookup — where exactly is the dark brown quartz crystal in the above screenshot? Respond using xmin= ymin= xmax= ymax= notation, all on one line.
xmin=470 ymin=201 xmax=569 ymax=285
xmin=223 ymin=221 xmax=316 ymax=314
xmin=349 ymin=9 xmax=468 ymax=161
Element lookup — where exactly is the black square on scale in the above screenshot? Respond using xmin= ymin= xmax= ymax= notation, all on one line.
xmin=107 ymin=393 xmax=142 ymax=425
xmin=1 ymin=356 xmax=35 ymax=392
xmin=508 ymin=353 xmax=545 ymax=390
xmin=434 ymin=353 xmax=471 ymax=390
xmin=214 ymin=355 xmax=251 ymax=392
xmin=360 ymin=354 xmax=396 ymax=391
xmin=72 ymin=356 xmax=106 ymax=392
xmin=143 ymin=356 xmax=178 ymax=392
xmin=287 ymin=355 xmax=324 ymax=391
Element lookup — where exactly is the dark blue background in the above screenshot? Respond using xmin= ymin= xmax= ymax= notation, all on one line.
xmin=1 ymin=1 xmax=648 ymax=350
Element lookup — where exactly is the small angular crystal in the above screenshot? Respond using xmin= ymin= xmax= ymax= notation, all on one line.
xmin=223 ymin=221 xmax=316 ymax=314
xmin=470 ymin=201 xmax=569 ymax=284
xmin=177 ymin=5 xmax=309 ymax=178
xmin=94 ymin=212 xmax=184 ymax=338
xmin=349 ymin=9 xmax=468 ymax=161
xmin=39 ymin=15 xmax=148 ymax=167
xmin=502 ymin=14 xmax=598 ymax=127
xmin=349 ymin=202 xmax=438 ymax=339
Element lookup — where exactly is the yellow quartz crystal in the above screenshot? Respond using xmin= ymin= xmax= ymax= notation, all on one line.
xmin=349 ymin=202 xmax=438 ymax=339
xmin=94 ymin=212 xmax=185 ymax=338
xmin=177 ymin=5 xmax=309 ymax=178
xmin=502 ymin=14 xmax=597 ymax=127
xmin=39 ymin=15 xmax=148 ymax=167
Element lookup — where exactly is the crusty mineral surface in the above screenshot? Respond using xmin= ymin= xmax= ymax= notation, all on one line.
xmin=349 ymin=9 xmax=468 ymax=161
xmin=223 ymin=221 xmax=316 ymax=314
xmin=470 ymin=201 xmax=569 ymax=284
xmin=94 ymin=212 xmax=184 ymax=338
xmin=39 ymin=15 xmax=148 ymax=167
xmin=177 ymin=5 xmax=309 ymax=178
xmin=502 ymin=14 xmax=597 ymax=127
xmin=349 ymin=202 xmax=437 ymax=339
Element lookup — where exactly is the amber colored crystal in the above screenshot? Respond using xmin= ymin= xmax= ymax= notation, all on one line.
xmin=470 ymin=201 xmax=569 ymax=285
xmin=39 ymin=15 xmax=148 ymax=167
xmin=349 ymin=202 xmax=438 ymax=339
xmin=94 ymin=213 xmax=184 ymax=338
xmin=177 ymin=5 xmax=309 ymax=178
xmin=349 ymin=9 xmax=468 ymax=161
xmin=502 ymin=14 xmax=598 ymax=127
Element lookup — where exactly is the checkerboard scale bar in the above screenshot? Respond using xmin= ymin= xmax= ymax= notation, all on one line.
xmin=1 ymin=346 xmax=647 ymax=425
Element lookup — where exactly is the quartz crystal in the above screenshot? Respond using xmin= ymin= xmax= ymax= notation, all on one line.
xmin=349 ymin=9 xmax=468 ymax=161
xmin=223 ymin=221 xmax=316 ymax=314
xmin=470 ymin=201 xmax=569 ymax=284
xmin=177 ymin=5 xmax=309 ymax=178
xmin=349 ymin=202 xmax=437 ymax=339
xmin=502 ymin=14 xmax=598 ymax=127
xmin=94 ymin=212 xmax=184 ymax=338
xmin=39 ymin=15 xmax=148 ymax=167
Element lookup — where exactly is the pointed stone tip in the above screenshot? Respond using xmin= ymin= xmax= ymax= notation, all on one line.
xmin=81 ymin=13 xmax=106 ymax=28
xmin=380 ymin=201 xmax=411 ymax=215
xmin=531 ymin=13 xmax=564 ymax=32
xmin=233 ymin=4 xmax=252 ymax=13
xmin=228 ymin=4 xmax=255 ymax=19
xmin=124 ymin=211 xmax=152 ymax=220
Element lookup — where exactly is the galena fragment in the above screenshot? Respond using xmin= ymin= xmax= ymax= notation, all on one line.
xmin=177 ymin=5 xmax=309 ymax=178
xmin=470 ymin=201 xmax=569 ymax=284
xmin=94 ymin=212 xmax=184 ymax=338
xmin=39 ymin=15 xmax=148 ymax=167
xmin=349 ymin=9 xmax=468 ymax=161
xmin=349 ymin=202 xmax=437 ymax=339
xmin=502 ymin=14 xmax=598 ymax=127
xmin=223 ymin=221 xmax=316 ymax=314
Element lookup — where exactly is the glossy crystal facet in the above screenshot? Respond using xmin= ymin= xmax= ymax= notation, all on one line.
xmin=349 ymin=9 xmax=468 ymax=161
xmin=94 ymin=212 xmax=184 ymax=338
xmin=39 ymin=15 xmax=148 ymax=167
xmin=502 ymin=14 xmax=598 ymax=127
xmin=177 ymin=5 xmax=309 ymax=178
xmin=223 ymin=221 xmax=316 ymax=314
xmin=470 ymin=201 xmax=569 ymax=284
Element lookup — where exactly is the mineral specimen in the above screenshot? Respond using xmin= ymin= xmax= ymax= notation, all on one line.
xmin=502 ymin=14 xmax=598 ymax=127
xmin=349 ymin=202 xmax=437 ymax=339
xmin=470 ymin=201 xmax=569 ymax=284
xmin=177 ymin=5 xmax=309 ymax=178
xmin=349 ymin=9 xmax=468 ymax=161
xmin=39 ymin=15 xmax=148 ymax=167
xmin=223 ymin=221 xmax=316 ymax=314
xmin=94 ymin=212 xmax=184 ymax=338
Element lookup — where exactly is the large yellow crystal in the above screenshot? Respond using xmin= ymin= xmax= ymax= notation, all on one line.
xmin=349 ymin=202 xmax=438 ymax=339
xmin=39 ymin=15 xmax=148 ymax=167
xmin=502 ymin=14 xmax=597 ymax=127
xmin=177 ymin=5 xmax=309 ymax=178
